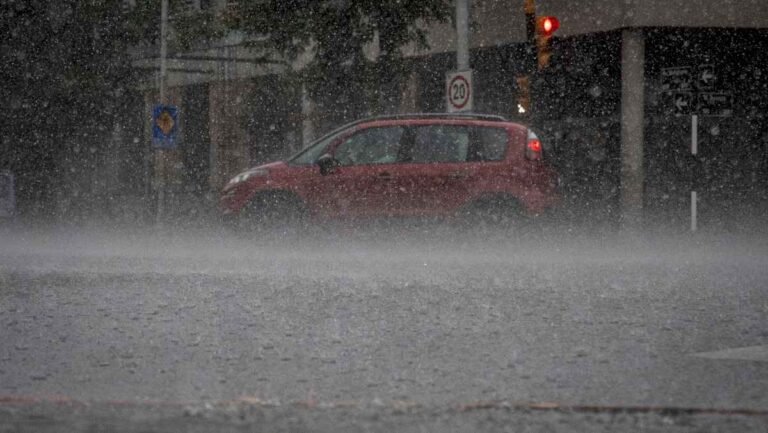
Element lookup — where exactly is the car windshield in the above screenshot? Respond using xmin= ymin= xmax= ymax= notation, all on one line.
xmin=288 ymin=128 xmax=349 ymax=165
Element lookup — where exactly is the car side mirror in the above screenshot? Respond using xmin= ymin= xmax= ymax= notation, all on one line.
xmin=316 ymin=153 xmax=340 ymax=176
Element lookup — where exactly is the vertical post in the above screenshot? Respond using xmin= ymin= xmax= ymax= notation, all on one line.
xmin=516 ymin=0 xmax=536 ymax=117
xmin=691 ymin=114 xmax=698 ymax=156
xmin=156 ymin=0 xmax=169 ymax=223
xmin=524 ymin=0 xmax=536 ymax=45
xmin=691 ymin=191 xmax=698 ymax=232
xmin=620 ymin=29 xmax=646 ymax=232
xmin=691 ymin=114 xmax=698 ymax=232
xmin=160 ymin=0 xmax=168 ymax=105
xmin=456 ymin=0 xmax=470 ymax=71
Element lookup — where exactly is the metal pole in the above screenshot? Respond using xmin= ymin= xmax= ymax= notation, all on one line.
xmin=691 ymin=191 xmax=698 ymax=232
xmin=524 ymin=0 xmax=535 ymax=44
xmin=160 ymin=0 xmax=168 ymax=105
xmin=157 ymin=0 xmax=168 ymax=224
xmin=520 ymin=0 xmax=536 ymax=117
xmin=456 ymin=0 xmax=470 ymax=71
xmin=691 ymin=114 xmax=698 ymax=232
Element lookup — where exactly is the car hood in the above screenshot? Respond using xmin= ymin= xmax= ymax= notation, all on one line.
xmin=222 ymin=161 xmax=290 ymax=192
xmin=252 ymin=161 xmax=288 ymax=171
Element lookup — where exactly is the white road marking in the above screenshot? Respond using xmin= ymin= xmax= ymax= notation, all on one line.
xmin=692 ymin=345 xmax=768 ymax=362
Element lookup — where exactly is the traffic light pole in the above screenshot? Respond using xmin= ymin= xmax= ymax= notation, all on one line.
xmin=525 ymin=0 xmax=536 ymax=60
xmin=515 ymin=0 xmax=536 ymax=117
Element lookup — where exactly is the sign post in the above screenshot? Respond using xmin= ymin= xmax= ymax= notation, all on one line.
xmin=450 ymin=0 xmax=472 ymax=114
xmin=659 ymin=64 xmax=733 ymax=232
xmin=152 ymin=104 xmax=178 ymax=223
xmin=155 ymin=0 xmax=170 ymax=224
xmin=446 ymin=70 xmax=474 ymax=113
xmin=691 ymin=114 xmax=698 ymax=232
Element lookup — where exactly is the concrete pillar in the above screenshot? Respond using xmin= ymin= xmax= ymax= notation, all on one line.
xmin=620 ymin=29 xmax=646 ymax=231
xmin=208 ymin=79 xmax=253 ymax=190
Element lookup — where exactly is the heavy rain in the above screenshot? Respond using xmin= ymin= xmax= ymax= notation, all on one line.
xmin=1 ymin=1 xmax=767 ymax=432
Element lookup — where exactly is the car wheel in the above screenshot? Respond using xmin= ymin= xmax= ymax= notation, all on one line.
xmin=457 ymin=196 xmax=527 ymax=234
xmin=239 ymin=192 xmax=308 ymax=235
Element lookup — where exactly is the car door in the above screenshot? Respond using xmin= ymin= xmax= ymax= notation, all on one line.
xmin=388 ymin=124 xmax=513 ymax=216
xmin=314 ymin=125 xmax=406 ymax=218
xmin=387 ymin=124 xmax=475 ymax=216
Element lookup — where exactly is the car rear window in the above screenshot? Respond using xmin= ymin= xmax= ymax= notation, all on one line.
xmin=409 ymin=125 xmax=508 ymax=163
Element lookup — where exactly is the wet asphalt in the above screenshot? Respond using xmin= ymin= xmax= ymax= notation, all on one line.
xmin=0 ymin=226 xmax=767 ymax=432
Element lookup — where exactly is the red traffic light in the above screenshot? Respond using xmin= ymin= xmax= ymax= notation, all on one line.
xmin=537 ymin=16 xmax=559 ymax=36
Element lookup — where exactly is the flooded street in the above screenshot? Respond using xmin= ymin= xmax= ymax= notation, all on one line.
xmin=1 ymin=228 xmax=766 ymax=432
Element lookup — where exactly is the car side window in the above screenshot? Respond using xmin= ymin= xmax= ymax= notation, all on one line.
xmin=410 ymin=126 xmax=469 ymax=163
xmin=334 ymin=126 xmax=404 ymax=166
xmin=466 ymin=127 xmax=509 ymax=161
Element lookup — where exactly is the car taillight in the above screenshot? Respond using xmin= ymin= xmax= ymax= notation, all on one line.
xmin=526 ymin=130 xmax=543 ymax=161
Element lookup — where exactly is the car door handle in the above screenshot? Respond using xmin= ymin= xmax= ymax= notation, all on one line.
xmin=377 ymin=172 xmax=392 ymax=180
xmin=447 ymin=172 xmax=467 ymax=180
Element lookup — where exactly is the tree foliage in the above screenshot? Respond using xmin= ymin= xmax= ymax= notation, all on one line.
xmin=225 ymin=0 xmax=451 ymax=65
xmin=0 ymin=0 xmax=141 ymax=212
xmin=126 ymin=0 xmax=227 ymax=51
xmin=0 ymin=0 xmax=217 ymax=215
xmin=223 ymin=0 xmax=452 ymax=108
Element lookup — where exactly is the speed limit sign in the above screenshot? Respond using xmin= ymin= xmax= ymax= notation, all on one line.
xmin=446 ymin=70 xmax=473 ymax=112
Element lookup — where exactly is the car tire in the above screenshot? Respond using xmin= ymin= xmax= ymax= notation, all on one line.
xmin=239 ymin=192 xmax=308 ymax=236
xmin=456 ymin=195 xmax=528 ymax=234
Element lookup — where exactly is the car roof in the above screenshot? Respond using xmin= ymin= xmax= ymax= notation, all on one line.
xmin=363 ymin=113 xmax=508 ymax=122
xmin=348 ymin=113 xmax=529 ymax=131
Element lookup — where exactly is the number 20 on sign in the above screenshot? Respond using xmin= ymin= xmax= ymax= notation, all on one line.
xmin=446 ymin=70 xmax=474 ymax=113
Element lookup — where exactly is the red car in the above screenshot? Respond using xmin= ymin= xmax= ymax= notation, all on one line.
xmin=221 ymin=114 xmax=560 ymax=227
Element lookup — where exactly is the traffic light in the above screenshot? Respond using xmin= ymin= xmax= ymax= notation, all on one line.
xmin=536 ymin=16 xmax=559 ymax=69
